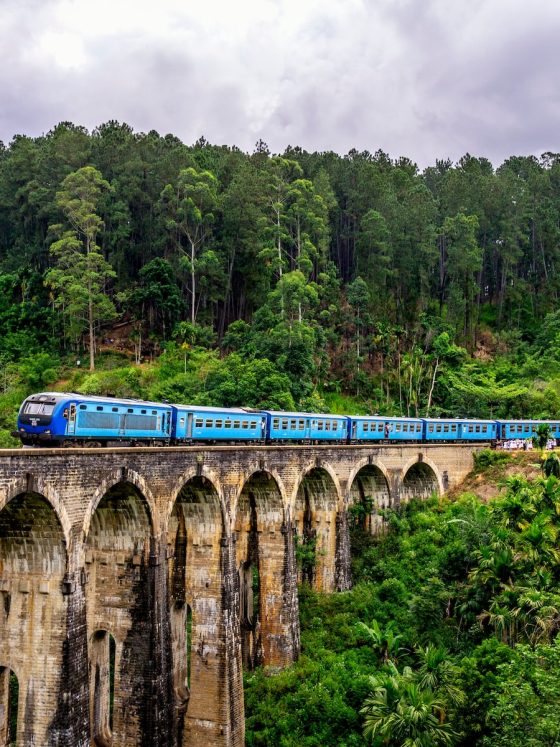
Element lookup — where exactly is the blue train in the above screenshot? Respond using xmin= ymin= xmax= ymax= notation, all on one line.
xmin=11 ymin=392 xmax=560 ymax=448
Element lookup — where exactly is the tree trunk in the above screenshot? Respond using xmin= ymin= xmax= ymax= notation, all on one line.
xmin=190 ymin=239 xmax=196 ymax=325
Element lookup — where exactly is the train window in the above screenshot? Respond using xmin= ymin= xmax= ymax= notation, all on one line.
xmin=290 ymin=419 xmax=296 ymax=429
xmin=179 ymin=418 xmax=185 ymax=426
xmin=428 ymin=425 xmax=433 ymax=432
xmin=96 ymin=406 xmax=103 ymax=411
xmin=483 ymin=426 xmax=487 ymax=432
xmin=396 ymin=424 xmax=401 ymax=432
xmin=436 ymin=425 xmax=442 ymax=432
xmin=152 ymin=410 xmax=157 ymax=415
xmin=318 ymin=421 xmax=324 ymax=431
xmin=79 ymin=404 xmax=87 ymax=410
xmin=195 ymin=418 xmax=203 ymax=427
xmin=224 ymin=421 xmax=232 ymax=429
xmin=299 ymin=420 xmax=305 ymax=430
xmin=444 ymin=425 xmax=449 ymax=432
xmin=128 ymin=408 xmax=133 ymax=413
xmin=404 ymin=424 xmax=409 ymax=432
xmin=273 ymin=418 xmax=279 ymax=428
xmin=215 ymin=420 xmax=223 ymax=428
xmin=112 ymin=407 xmax=118 ymax=412
xmin=281 ymin=419 xmax=288 ymax=429
xmin=205 ymin=419 xmax=213 ymax=427
xmin=250 ymin=421 xmax=257 ymax=428
xmin=363 ymin=423 xmax=369 ymax=432
xmin=418 ymin=425 xmax=422 ymax=432
xmin=234 ymin=420 xmax=240 ymax=428
xmin=475 ymin=425 xmax=481 ymax=433
xmin=242 ymin=421 xmax=249 ymax=429
xmin=141 ymin=409 xmax=147 ymax=414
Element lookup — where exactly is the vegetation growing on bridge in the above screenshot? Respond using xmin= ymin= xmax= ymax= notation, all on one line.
xmin=245 ymin=474 xmax=560 ymax=746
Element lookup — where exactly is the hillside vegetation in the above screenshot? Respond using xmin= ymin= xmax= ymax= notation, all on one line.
xmin=245 ymin=460 xmax=560 ymax=746
xmin=2 ymin=124 xmax=560 ymax=443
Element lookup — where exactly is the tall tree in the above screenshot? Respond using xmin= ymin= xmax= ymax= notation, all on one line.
xmin=160 ymin=166 xmax=218 ymax=324
xmin=45 ymin=166 xmax=115 ymax=370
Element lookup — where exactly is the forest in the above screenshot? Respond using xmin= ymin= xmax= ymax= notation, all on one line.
xmin=1 ymin=121 xmax=560 ymax=446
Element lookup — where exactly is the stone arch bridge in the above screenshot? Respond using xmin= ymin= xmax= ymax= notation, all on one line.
xmin=0 ymin=442 xmax=481 ymax=746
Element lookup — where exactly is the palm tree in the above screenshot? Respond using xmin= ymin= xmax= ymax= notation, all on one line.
xmin=415 ymin=645 xmax=465 ymax=714
xmin=361 ymin=664 xmax=458 ymax=746
xmin=356 ymin=619 xmax=405 ymax=664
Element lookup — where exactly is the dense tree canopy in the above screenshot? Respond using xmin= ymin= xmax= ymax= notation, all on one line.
xmin=2 ymin=122 xmax=560 ymax=420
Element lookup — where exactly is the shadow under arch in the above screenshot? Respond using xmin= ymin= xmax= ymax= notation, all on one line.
xmin=293 ymin=466 xmax=340 ymax=591
xmin=84 ymin=479 xmax=163 ymax=745
xmin=0 ymin=490 xmax=68 ymax=746
xmin=235 ymin=470 xmax=295 ymax=670
xmin=401 ymin=459 xmax=442 ymax=502
xmin=348 ymin=463 xmax=392 ymax=535
xmin=81 ymin=468 xmax=158 ymax=547
xmin=167 ymin=475 xmax=224 ymax=745
xmin=0 ymin=476 xmax=71 ymax=550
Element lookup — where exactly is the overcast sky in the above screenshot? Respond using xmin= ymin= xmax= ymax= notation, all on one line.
xmin=1 ymin=0 xmax=559 ymax=167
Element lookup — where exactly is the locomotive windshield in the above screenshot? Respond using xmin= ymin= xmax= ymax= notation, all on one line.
xmin=24 ymin=402 xmax=55 ymax=416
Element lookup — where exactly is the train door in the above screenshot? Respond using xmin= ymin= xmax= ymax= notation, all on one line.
xmin=187 ymin=413 xmax=193 ymax=439
xmin=67 ymin=404 xmax=77 ymax=435
xmin=165 ymin=411 xmax=171 ymax=436
xmin=352 ymin=421 xmax=357 ymax=440
xmin=119 ymin=411 xmax=126 ymax=437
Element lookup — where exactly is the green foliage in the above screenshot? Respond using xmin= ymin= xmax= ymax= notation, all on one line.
xmin=473 ymin=450 xmax=512 ymax=472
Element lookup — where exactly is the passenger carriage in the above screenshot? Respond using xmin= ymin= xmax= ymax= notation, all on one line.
xmin=349 ymin=416 xmax=423 ymax=442
xmin=497 ymin=420 xmax=560 ymax=442
xmin=262 ymin=411 xmax=349 ymax=442
xmin=171 ymin=404 xmax=264 ymax=442
xmin=423 ymin=419 xmax=497 ymax=442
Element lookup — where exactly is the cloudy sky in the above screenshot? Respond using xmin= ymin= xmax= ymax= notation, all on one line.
xmin=1 ymin=0 xmax=559 ymax=166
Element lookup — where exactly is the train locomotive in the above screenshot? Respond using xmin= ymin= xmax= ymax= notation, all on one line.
xmin=12 ymin=392 xmax=560 ymax=448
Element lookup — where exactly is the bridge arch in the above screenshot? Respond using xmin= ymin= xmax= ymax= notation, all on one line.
xmin=0 ymin=489 xmax=68 ymax=747
xmin=84 ymin=478 xmax=157 ymax=744
xmin=401 ymin=456 xmax=442 ymax=502
xmin=347 ymin=460 xmax=392 ymax=535
xmin=166 ymin=466 xmax=226 ymax=533
xmin=235 ymin=470 xmax=295 ymax=669
xmin=167 ymin=474 xmax=224 ymax=744
xmin=293 ymin=465 xmax=340 ymax=591
xmin=82 ymin=468 xmax=157 ymax=544
xmin=0 ymin=476 xmax=71 ymax=548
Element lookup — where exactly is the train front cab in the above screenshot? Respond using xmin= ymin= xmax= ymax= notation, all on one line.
xmin=15 ymin=392 xmax=71 ymax=445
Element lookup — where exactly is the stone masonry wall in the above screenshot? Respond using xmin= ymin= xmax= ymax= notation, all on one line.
xmin=0 ymin=443 xmax=480 ymax=746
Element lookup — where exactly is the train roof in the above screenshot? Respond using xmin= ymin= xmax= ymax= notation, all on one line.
xmin=171 ymin=404 xmax=255 ymax=415
xmin=496 ymin=419 xmax=558 ymax=423
xmin=351 ymin=415 xmax=422 ymax=422
xmin=26 ymin=392 xmax=170 ymax=408
xmin=424 ymin=418 xmax=497 ymax=424
xmin=261 ymin=410 xmax=348 ymax=419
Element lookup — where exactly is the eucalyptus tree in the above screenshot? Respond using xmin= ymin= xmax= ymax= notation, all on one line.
xmin=160 ymin=166 xmax=219 ymax=324
xmin=45 ymin=165 xmax=115 ymax=370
